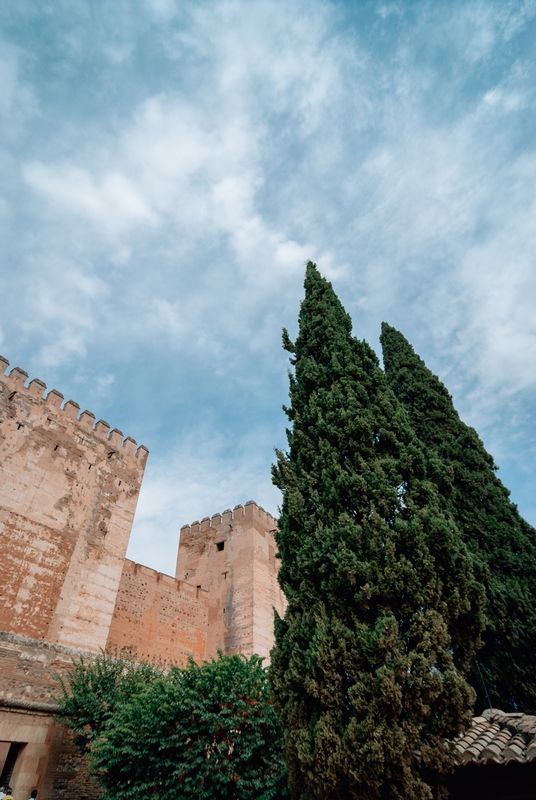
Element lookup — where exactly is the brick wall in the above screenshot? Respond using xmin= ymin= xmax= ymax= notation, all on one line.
xmin=106 ymin=559 xmax=209 ymax=666
xmin=0 ymin=353 xmax=287 ymax=797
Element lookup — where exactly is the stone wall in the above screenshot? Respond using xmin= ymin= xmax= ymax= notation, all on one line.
xmin=0 ymin=356 xmax=148 ymax=653
xmin=176 ymin=500 xmax=287 ymax=662
xmin=106 ymin=559 xmax=209 ymax=666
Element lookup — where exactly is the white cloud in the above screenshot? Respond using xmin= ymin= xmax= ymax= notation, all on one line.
xmin=23 ymin=163 xmax=157 ymax=234
xmin=0 ymin=40 xmax=37 ymax=128
xmin=96 ymin=373 xmax=115 ymax=395
xmin=39 ymin=330 xmax=88 ymax=368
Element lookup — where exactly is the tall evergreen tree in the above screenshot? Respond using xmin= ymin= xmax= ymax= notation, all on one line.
xmin=381 ymin=322 xmax=536 ymax=713
xmin=270 ymin=263 xmax=484 ymax=800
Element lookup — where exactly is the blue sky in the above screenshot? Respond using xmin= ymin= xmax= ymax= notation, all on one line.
xmin=1 ymin=1 xmax=536 ymax=574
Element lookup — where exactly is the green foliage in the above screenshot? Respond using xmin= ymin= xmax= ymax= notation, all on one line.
xmin=270 ymin=263 xmax=484 ymax=800
xmin=381 ymin=322 xmax=536 ymax=713
xmin=59 ymin=652 xmax=288 ymax=800
xmin=58 ymin=652 xmax=162 ymax=753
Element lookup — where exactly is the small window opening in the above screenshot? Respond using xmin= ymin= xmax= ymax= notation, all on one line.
xmin=17 ymin=423 xmax=23 ymax=430
xmin=54 ymin=444 xmax=59 ymax=451
xmin=216 ymin=541 xmax=225 ymax=551
xmin=88 ymin=464 xmax=92 ymax=471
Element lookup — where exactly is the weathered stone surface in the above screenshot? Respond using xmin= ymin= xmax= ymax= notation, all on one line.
xmin=0 ymin=355 xmax=286 ymax=799
xmin=0 ymin=632 xmax=101 ymax=800
xmin=107 ymin=559 xmax=209 ymax=666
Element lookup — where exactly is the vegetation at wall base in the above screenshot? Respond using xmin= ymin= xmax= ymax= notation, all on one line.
xmin=380 ymin=322 xmax=536 ymax=714
xmin=59 ymin=651 xmax=288 ymax=800
xmin=270 ymin=262 xmax=484 ymax=800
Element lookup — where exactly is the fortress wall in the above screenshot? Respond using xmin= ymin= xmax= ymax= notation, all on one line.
xmin=176 ymin=501 xmax=286 ymax=662
xmin=106 ymin=559 xmax=209 ymax=667
xmin=0 ymin=357 xmax=148 ymax=653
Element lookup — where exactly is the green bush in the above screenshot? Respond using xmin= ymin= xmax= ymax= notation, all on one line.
xmin=59 ymin=652 xmax=288 ymax=800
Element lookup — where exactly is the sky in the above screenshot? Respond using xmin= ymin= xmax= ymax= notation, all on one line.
xmin=1 ymin=0 xmax=536 ymax=574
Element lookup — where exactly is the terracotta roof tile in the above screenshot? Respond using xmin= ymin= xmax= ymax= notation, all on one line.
xmin=455 ymin=709 xmax=536 ymax=766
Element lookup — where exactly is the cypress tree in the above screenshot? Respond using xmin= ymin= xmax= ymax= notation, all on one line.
xmin=270 ymin=263 xmax=484 ymax=800
xmin=381 ymin=322 xmax=536 ymax=713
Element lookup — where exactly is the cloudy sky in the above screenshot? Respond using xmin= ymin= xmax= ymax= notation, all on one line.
xmin=1 ymin=1 xmax=536 ymax=574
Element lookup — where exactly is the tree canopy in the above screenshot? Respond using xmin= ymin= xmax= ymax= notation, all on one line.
xmin=381 ymin=322 xmax=536 ymax=713
xmin=270 ymin=262 xmax=484 ymax=800
xmin=59 ymin=652 xmax=288 ymax=800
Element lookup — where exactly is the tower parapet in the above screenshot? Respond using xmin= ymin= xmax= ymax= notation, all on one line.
xmin=0 ymin=356 xmax=148 ymax=467
xmin=0 ymin=355 xmax=149 ymax=652
xmin=179 ymin=501 xmax=278 ymax=540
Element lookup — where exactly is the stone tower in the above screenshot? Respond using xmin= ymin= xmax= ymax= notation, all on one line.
xmin=0 ymin=356 xmax=148 ymax=653
xmin=176 ymin=501 xmax=286 ymax=662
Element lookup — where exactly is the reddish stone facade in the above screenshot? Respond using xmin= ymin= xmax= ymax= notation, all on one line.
xmin=0 ymin=354 xmax=284 ymax=799
xmin=0 ymin=356 xmax=148 ymax=652
xmin=107 ymin=560 xmax=209 ymax=666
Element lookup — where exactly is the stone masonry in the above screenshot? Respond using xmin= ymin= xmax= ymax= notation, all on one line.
xmin=0 ymin=632 xmax=101 ymax=800
xmin=106 ymin=559 xmax=209 ymax=666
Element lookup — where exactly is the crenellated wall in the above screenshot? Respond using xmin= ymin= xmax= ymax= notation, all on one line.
xmin=176 ymin=500 xmax=286 ymax=662
xmin=107 ymin=559 xmax=208 ymax=667
xmin=0 ymin=356 xmax=148 ymax=653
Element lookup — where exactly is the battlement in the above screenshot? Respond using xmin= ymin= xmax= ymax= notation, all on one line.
xmin=180 ymin=500 xmax=278 ymax=538
xmin=0 ymin=355 xmax=148 ymax=467
xmin=0 ymin=356 xmax=149 ymax=466
xmin=175 ymin=499 xmax=285 ymax=662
